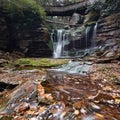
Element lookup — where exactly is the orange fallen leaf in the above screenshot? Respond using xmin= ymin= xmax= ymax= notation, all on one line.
xmin=115 ymin=98 xmax=120 ymax=104
xmin=26 ymin=110 xmax=35 ymax=115
xmin=95 ymin=113 xmax=104 ymax=119
xmin=38 ymin=106 xmax=45 ymax=113
xmin=73 ymin=100 xmax=86 ymax=109
xmin=103 ymin=86 xmax=112 ymax=91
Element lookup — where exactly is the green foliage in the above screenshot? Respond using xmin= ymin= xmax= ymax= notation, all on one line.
xmin=85 ymin=21 xmax=97 ymax=26
xmin=84 ymin=10 xmax=100 ymax=26
xmin=0 ymin=0 xmax=46 ymax=22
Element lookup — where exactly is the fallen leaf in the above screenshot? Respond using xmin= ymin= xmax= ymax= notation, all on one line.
xmin=26 ymin=110 xmax=35 ymax=115
xmin=95 ymin=113 xmax=104 ymax=119
xmin=74 ymin=110 xmax=79 ymax=115
xmin=103 ymin=86 xmax=112 ymax=91
xmin=115 ymin=98 xmax=120 ymax=104
xmin=73 ymin=100 xmax=86 ymax=109
xmin=38 ymin=106 xmax=45 ymax=113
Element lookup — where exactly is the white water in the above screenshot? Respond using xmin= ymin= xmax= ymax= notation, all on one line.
xmin=85 ymin=26 xmax=91 ymax=49
xmin=85 ymin=22 xmax=98 ymax=53
xmin=51 ymin=23 xmax=97 ymax=58
xmin=91 ymin=22 xmax=98 ymax=48
xmin=53 ymin=30 xmax=63 ymax=58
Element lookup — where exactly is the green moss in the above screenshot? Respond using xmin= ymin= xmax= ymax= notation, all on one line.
xmin=84 ymin=10 xmax=100 ymax=25
xmin=16 ymin=58 xmax=68 ymax=68
xmin=47 ymin=40 xmax=53 ymax=51
xmin=84 ymin=21 xmax=97 ymax=27
xmin=0 ymin=116 xmax=13 ymax=120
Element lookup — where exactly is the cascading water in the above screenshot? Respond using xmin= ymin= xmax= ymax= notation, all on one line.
xmin=51 ymin=29 xmax=69 ymax=58
xmin=85 ymin=22 xmax=98 ymax=54
xmin=85 ymin=26 xmax=91 ymax=49
xmin=91 ymin=22 xmax=98 ymax=48
xmin=52 ymin=30 xmax=63 ymax=58
xmin=51 ymin=23 xmax=97 ymax=58
xmin=62 ymin=33 xmax=69 ymax=56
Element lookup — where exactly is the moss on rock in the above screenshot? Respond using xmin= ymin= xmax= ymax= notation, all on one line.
xmin=15 ymin=58 xmax=69 ymax=68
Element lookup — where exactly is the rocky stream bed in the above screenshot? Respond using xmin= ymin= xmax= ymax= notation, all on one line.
xmin=0 ymin=52 xmax=120 ymax=120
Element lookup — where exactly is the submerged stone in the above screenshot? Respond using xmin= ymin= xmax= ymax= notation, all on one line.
xmin=44 ymin=61 xmax=98 ymax=102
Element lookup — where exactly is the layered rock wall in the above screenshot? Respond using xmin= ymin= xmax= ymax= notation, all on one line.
xmin=0 ymin=17 xmax=52 ymax=57
xmin=96 ymin=13 xmax=120 ymax=58
xmin=97 ymin=13 xmax=120 ymax=44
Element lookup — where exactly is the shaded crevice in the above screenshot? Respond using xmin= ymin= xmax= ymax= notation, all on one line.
xmin=0 ymin=82 xmax=18 ymax=92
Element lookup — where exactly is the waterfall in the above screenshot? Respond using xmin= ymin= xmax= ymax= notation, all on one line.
xmin=91 ymin=22 xmax=98 ymax=48
xmin=85 ymin=26 xmax=91 ymax=49
xmin=51 ymin=29 xmax=69 ymax=58
xmin=62 ymin=33 xmax=69 ymax=56
xmin=52 ymin=30 xmax=63 ymax=58
xmin=51 ymin=23 xmax=97 ymax=58
xmin=85 ymin=22 xmax=98 ymax=54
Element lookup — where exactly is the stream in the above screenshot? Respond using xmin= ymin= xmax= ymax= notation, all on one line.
xmin=0 ymin=58 xmax=120 ymax=120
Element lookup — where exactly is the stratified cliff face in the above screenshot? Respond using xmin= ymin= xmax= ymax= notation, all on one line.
xmin=62 ymin=8 xmax=120 ymax=58
xmin=0 ymin=15 xmax=52 ymax=57
xmin=97 ymin=13 xmax=120 ymax=44
xmin=96 ymin=13 xmax=120 ymax=58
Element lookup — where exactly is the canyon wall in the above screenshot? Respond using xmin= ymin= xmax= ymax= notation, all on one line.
xmin=96 ymin=13 xmax=120 ymax=58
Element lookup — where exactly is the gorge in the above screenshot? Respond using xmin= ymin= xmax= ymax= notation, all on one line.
xmin=0 ymin=0 xmax=119 ymax=59
xmin=0 ymin=0 xmax=120 ymax=120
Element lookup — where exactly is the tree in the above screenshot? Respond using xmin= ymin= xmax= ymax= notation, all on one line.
xmin=0 ymin=0 xmax=46 ymax=51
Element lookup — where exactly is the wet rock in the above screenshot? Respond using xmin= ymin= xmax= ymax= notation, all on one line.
xmin=37 ymin=102 xmax=66 ymax=120
xmin=2 ymin=81 xmax=37 ymax=114
xmin=37 ymin=84 xmax=53 ymax=104
xmin=14 ymin=102 xmax=30 ymax=113
xmin=30 ymin=117 xmax=38 ymax=120
xmin=105 ymin=51 xmax=115 ymax=58
xmin=26 ymin=41 xmax=52 ymax=58
xmin=64 ymin=25 xmax=70 ymax=29
xmin=89 ymin=103 xmax=101 ymax=112
xmin=0 ymin=51 xmax=24 ymax=61
xmin=0 ymin=59 xmax=8 ymax=66
xmin=44 ymin=61 xmax=99 ymax=102
xmin=8 ymin=81 xmax=36 ymax=104
xmin=51 ymin=61 xmax=93 ymax=75
xmin=96 ymin=58 xmax=115 ymax=63
xmin=0 ymin=69 xmax=45 ymax=85
xmin=89 ymin=91 xmax=114 ymax=102
xmin=114 ymin=76 xmax=120 ymax=85
xmin=82 ymin=115 xmax=95 ymax=120
xmin=97 ymin=13 xmax=120 ymax=58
